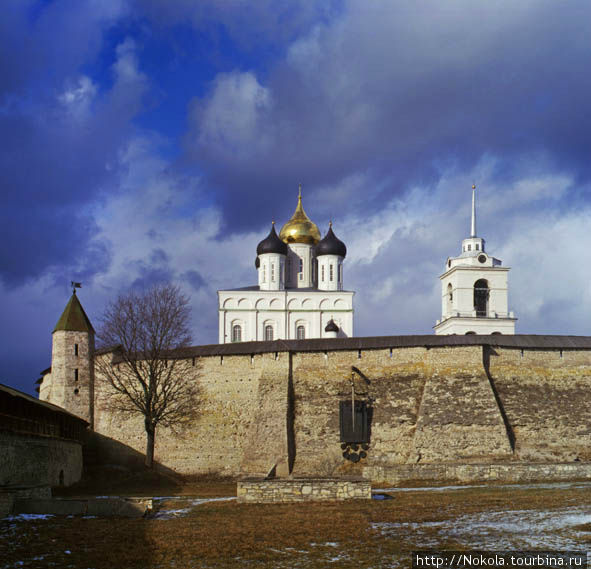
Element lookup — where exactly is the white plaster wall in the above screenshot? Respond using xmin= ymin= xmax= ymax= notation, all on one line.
xmin=317 ymin=255 xmax=343 ymax=291
xmin=437 ymin=261 xmax=515 ymax=335
xmin=441 ymin=267 xmax=510 ymax=318
xmin=258 ymin=253 xmax=285 ymax=291
xmin=288 ymin=243 xmax=315 ymax=288
xmin=218 ymin=289 xmax=354 ymax=342
xmin=435 ymin=316 xmax=516 ymax=335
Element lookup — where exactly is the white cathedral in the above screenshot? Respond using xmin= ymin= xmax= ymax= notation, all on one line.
xmin=218 ymin=188 xmax=354 ymax=343
xmin=434 ymin=185 xmax=517 ymax=335
xmin=218 ymin=184 xmax=516 ymax=343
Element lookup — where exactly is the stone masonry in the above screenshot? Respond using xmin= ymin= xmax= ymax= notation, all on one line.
xmin=237 ymin=477 xmax=371 ymax=502
xmin=40 ymin=336 xmax=591 ymax=483
xmin=42 ymin=330 xmax=95 ymax=427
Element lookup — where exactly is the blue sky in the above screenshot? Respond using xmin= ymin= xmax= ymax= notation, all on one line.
xmin=1 ymin=0 xmax=591 ymax=395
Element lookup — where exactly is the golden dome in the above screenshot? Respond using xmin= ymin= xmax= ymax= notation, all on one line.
xmin=279 ymin=187 xmax=321 ymax=245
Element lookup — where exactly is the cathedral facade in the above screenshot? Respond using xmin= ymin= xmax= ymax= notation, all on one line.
xmin=217 ymin=189 xmax=354 ymax=343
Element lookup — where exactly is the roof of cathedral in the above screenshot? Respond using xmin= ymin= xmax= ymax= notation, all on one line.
xmin=53 ymin=292 xmax=95 ymax=333
xmin=324 ymin=319 xmax=339 ymax=332
xmin=256 ymin=223 xmax=288 ymax=256
xmin=279 ymin=187 xmax=321 ymax=245
xmin=316 ymin=222 xmax=347 ymax=258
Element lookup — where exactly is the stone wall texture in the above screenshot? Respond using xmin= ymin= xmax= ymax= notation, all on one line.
xmin=0 ymin=432 xmax=83 ymax=487
xmin=45 ymin=330 xmax=95 ymax=426
xmin=92 ymin=352 xmax=287 ymax=476
xmin=44 ymin=343 xmax=591 ymax=482
xmin=365 ymin=462 xmax=591 ymax=485
xmin=0 ymin=493 xmax=14 ymax=518
xmin=237 ymin=477 xmax=371 ymax=502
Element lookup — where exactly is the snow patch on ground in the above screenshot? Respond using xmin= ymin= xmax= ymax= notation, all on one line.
xmin=447 ymin=507 xmax=591 ymax=549
xmin=373 ymin=505 xmax=591 ymax=550
xmin=3 ymin=514 xmax=55 ymax=521
xmin=152 ymin=496 xmax=236 ymax=519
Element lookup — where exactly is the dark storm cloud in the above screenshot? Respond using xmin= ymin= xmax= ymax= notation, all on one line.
xmin=130 ymin=248 xmax=173 ymax=289
xmin=0 ymin=2 xmax=147 ymax=287
xmin=182 ymin=269 xmax=206 ymax=291
xmin=133 ymin=0 xmax=342 ymax=50
xmin=184 ymin=1 xmax=591 ymax=232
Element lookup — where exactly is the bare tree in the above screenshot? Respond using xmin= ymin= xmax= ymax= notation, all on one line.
xmin=96 ymin=284 xmax=199 ymax=468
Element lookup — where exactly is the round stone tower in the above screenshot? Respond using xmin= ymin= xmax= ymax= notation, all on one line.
xmin=49 ymin=290 xmax=95 ymax=427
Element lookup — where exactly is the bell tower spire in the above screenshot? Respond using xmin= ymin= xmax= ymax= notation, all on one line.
xmin=470 ymin=184 xmax=477 ymax=238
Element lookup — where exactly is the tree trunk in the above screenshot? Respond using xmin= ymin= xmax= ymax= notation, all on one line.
xmin=145 ymin=420 xmax=155 ymax=469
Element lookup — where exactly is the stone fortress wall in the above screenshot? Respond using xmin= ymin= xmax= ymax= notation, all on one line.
xmin=79 ymin=336 xmax=591 ymax=482
xmin=1 ymin=383 xmax=87 ymax=502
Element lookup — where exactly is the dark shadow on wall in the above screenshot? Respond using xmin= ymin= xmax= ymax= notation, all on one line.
xmin=339 ymin=366 xmax=374 ymax=463
xmin=483 ymin=345 xmax=516 ymax=452
xmin=84 ymin=431 xmax=180 ymax=476
xmin=51 ymin=430 xmax=186 ymax=497
xmin=287 ymin=352 xmax=296 ymax=474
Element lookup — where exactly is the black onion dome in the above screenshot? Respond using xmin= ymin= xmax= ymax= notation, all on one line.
xmin=325 ymin=319 xmax=339 ymax=332
xmin=316 ymin=224 xmax=347 ymax=258
xmin=256 ymin=223 xmax=288 ymax=256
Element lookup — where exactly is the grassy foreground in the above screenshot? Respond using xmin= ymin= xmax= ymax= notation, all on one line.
xmin=2 ymin=472 xmax=590 ymax=569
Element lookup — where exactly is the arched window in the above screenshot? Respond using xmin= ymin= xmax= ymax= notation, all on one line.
xmin=232 ymin=324 xmax=242 ymax=343
xmin=265 ymin=325 xmax=273 ymax=341
xmin=474 ymin=279 xmax=489 ymax=317
xmin=446 ymin=283 xmax=453 ymax=314
xmin=296 ymin=325 xmax=306 ymax=340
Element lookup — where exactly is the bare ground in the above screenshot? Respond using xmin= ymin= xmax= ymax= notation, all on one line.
xmin=2 ymin=475 xmax=590 ymax=569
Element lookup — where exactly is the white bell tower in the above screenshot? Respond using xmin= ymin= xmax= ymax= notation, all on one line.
xmin=434 ymin=185 xmax=517 ymax=335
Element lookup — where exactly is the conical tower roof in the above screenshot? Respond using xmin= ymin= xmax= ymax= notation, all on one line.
xmin=53 ymin=291 xmax=94 ymax=333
